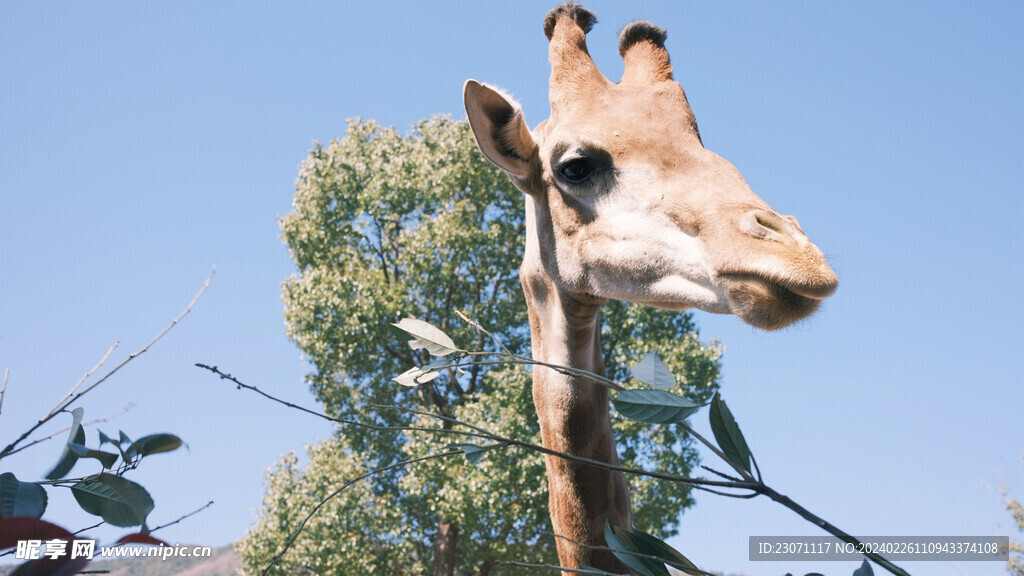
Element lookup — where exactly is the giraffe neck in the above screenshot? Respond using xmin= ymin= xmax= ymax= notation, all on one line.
xmin=525 ymin=281 xmax=609 ymax=436
xmin=521 ymin=269 xmax=632 ymax=570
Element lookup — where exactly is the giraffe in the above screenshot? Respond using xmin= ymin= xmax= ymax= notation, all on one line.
xmin=463 ymin=3 xmax=837 ymax=571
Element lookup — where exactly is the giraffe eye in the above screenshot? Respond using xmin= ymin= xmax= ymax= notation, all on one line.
xmin=559 ymin=158 xmax=593 ymax=183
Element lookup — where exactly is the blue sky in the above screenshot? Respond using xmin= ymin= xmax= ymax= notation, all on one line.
xmin=1 ymin=2 xmax=1021 ymax=575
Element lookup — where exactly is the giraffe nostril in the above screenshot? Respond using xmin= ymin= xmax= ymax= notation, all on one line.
xmin=755 ymin=212 xmax=783 ymax=234
xmin=740 ymin=210 xmax=790 ymax=241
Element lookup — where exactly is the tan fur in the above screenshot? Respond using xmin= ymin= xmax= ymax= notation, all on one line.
xmin=464 ymin=3 xmax=837 ymax=572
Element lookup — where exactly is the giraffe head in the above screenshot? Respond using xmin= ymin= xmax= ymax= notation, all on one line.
xmin=465 ymin=3 xmax=837 ymax=330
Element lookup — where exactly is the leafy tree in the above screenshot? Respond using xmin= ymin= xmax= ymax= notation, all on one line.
xmin=1009 ymin=482 xmax=1024 ymax=576
xmin=1010 ymin=498 xmax=1024 ymax=576
xmin=237 ymin=117 xmax=723 ymax=575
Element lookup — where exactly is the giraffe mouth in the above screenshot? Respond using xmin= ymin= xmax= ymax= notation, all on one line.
xmin=718 ymin=273 xmax=834 ymax=331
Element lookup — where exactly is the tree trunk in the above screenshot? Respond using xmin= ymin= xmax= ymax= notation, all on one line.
xmin=433 ymin=521 xmax=459 ymax=576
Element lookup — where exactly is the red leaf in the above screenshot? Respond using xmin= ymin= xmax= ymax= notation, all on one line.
xmin=115 ymin=532 xmax=169 ymax=547
xmin=0 ymin=517 xmax=75 ymax=552
xmin=0 ymin=519 xmax=90 ymax=576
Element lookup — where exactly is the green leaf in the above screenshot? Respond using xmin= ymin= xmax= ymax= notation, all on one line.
xmin=392 ymin=317 xmax=461 ymax=356
xmin=132 ymin=433 xmax=184 ymax=457
xmin=69 ymin=443 xmax=119 ymax=469
xmin=612 ymin=389 xmax=701 ymax=424
xmin=603 ymin=522 xmax=706 ymax=576
xmin=852 ymin=560 xmax=874 ymax=576
xmin=98 ymin=430 xmax=115 ymax=447
xmin=625 ymin=528 xmax=703 ymax=575
xmin=0 ymin=472 xmax=47 ymax=518
xmin=45 ymin=407 xmax=86 ymax=480
xmin=604 ymin=523 xmax=669 ymax=576
xmin=71 ymin=473 xmax=154 ymax=528
xmin=709 ymin=393 xmax=752 ymax=474
xmin=630 ymin=352 xmax=676 ymax=390
xmin=119 ymin=430 xmax=137 ymax=461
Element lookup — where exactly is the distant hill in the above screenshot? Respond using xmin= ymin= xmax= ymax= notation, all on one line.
xmin=0 ymin=544 xmax=240 ymax=576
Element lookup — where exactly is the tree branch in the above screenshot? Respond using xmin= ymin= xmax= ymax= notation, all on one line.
xmin=0 ymin=268 xmax=213 ymax=460
xmin=47 ymin=342 xmax=119 ymax=419
xmin=0 ymin=368 xmax=9 ymax=417
xmin=201 ymin=362 xmax=910 ymax=576
xmin=149 ymin=500 xmax=215 ymax=533
xmin=2 ymin=402 xmax=137 ymax=459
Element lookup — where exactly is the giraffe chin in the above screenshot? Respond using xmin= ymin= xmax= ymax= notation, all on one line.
xmin=719 ymin=274 xmax=827 ymax=331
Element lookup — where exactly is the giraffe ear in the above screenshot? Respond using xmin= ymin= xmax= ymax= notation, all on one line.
xmin=464 ymin=80 xmax=538 ymax=181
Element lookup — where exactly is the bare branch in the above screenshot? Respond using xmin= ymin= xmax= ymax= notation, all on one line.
xmin=194 ymin=364 xmax=482 ymax=443
xmin=370 ymin=403 xmax=749 ymax=491
xmin=456 ymin=309 xmax=512 ymax=355
xmin=758 ymin=485 xmax=911 ymax=576
xmin=2 ymin=402 xmax=137 ymax=459
xmin=680 ymin=422 xmax=754 ymax=482
xmin=47 ymin=342 xmax=119 ymax=419
xmin=0 ymin=268 xmax=214 ymax=460
xmin=73 ymin=521 xmax=106 ymax=536
xmin=150 ymin=500 xmax=215 ymax=533
xmin=0 ymin=368 xmax=9 ymax=417
xmin=700 ymin=465 xmax=742 ymax=483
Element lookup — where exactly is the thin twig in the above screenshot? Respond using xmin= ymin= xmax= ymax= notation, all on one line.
xmin=0 ymin=268 xmax=214 ymax=460
xmin=457 ymin=353 xmax=626 ymax=391
xmin=371 ymin=403 xmax=749 ymax=491
xmin=47 ymin=342 xmax=119 ymax=419
xmin=750 ymin=452 xmax=763 ymax=482
xmin=679 ymin=422 xmax=754 ymax=482
xmin=64 ymin=268 xmax=214 ymax=409
xmin=0 ymin=368 xmax=9 ymax=417
xmin=195 ymin=364 xmax=482 ymax=442
xmin=3 ymin=402 xmax=137 ymax=459
xmin=700 ymin=465 xmax=743 ymax=483
xmin=150 ymin=500 xmax=214 ymax=533
xmin=758 ymin=485 xmax=911 ymax=576
xmin=689 ymin=484 xmax=759 ymax=499
xmin=74 ymin=521 xmax=106 ymax=536
xmin=456 ymin=309 xmax=512 ymax=355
